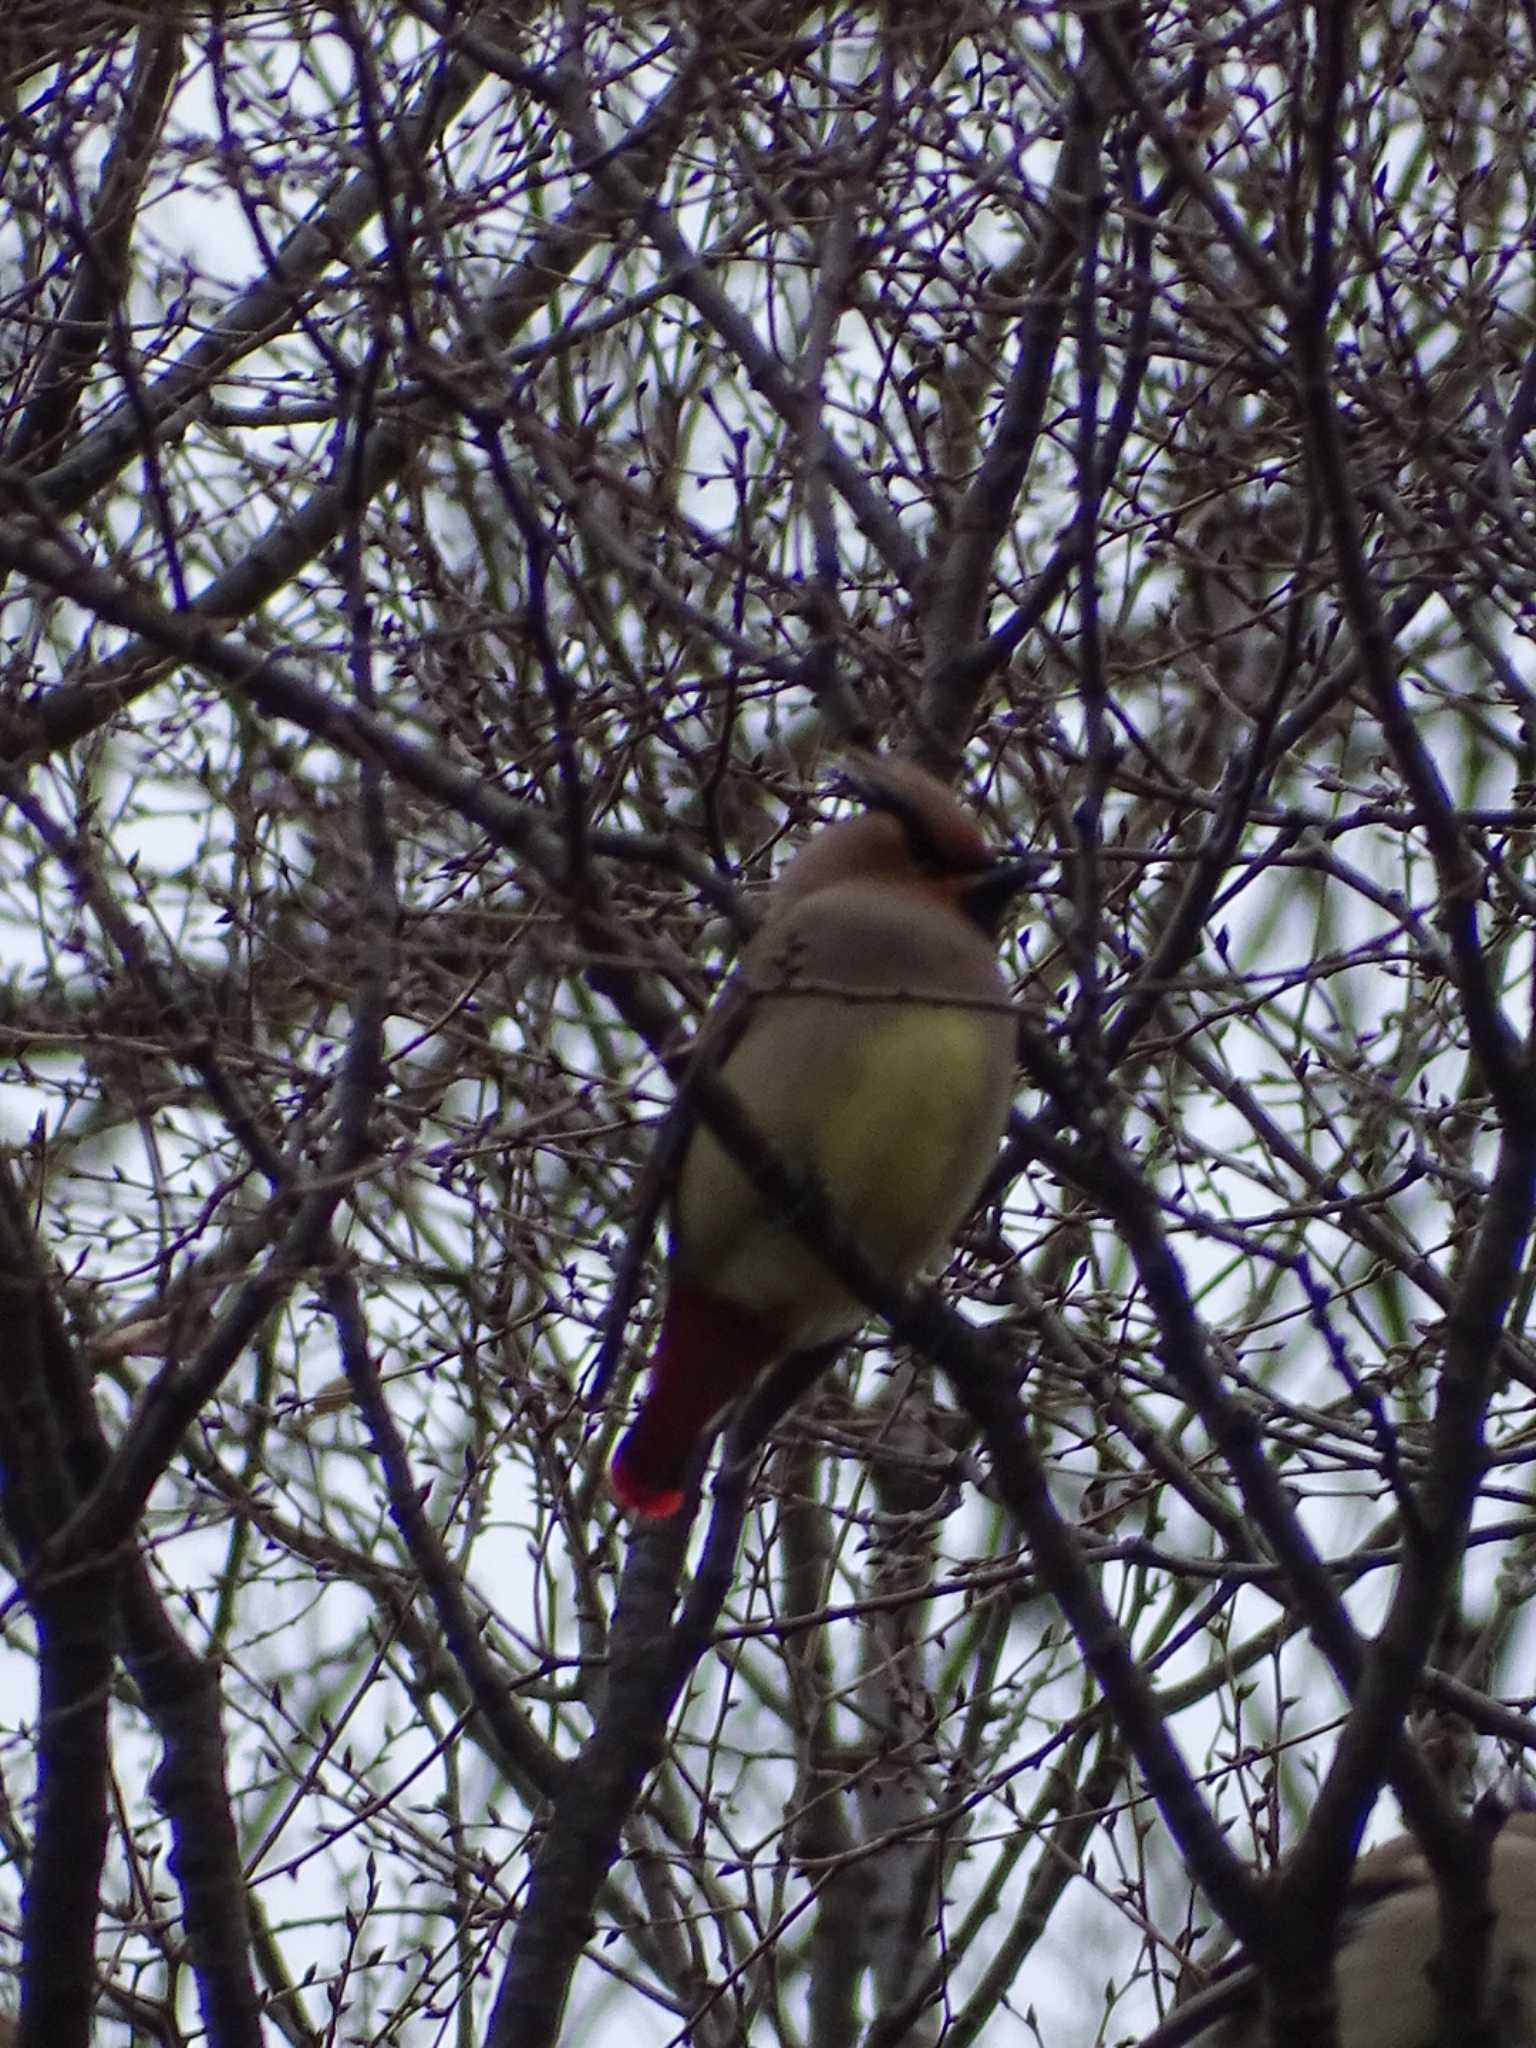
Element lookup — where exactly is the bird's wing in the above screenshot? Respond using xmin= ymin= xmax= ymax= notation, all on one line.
xmin=585 ymin=969 xmax=755 ymax=1403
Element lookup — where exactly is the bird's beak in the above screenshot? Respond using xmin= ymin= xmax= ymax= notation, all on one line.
xmin=962 ymin=851 xmax=1045 ymax=935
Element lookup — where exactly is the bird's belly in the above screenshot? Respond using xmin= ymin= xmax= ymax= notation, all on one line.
xmin=812 ymin=1009 xmax=999 ymax=1259
xmin=673 ymin=1001 xmax=1010 ymax=1346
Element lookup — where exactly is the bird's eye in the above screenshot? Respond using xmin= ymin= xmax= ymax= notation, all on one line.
xmin=897 ymin=811 xmax=953 ymax=875
xmin=836 ymin=759 xmax=1000 ymax=878
xmin=835 ymin=769 xmax=948 ymax=870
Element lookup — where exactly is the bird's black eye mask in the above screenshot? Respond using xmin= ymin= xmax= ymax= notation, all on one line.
xmin=834 ymin=761 xmax=1042 ymax=927
xmin=960 ymin=853 xmax=1043 ymax=937
xmin=833 ymin=762 xmax=965 ymax=875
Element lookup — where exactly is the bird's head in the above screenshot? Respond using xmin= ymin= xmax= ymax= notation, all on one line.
xmin=776 ymin=750 xmax=1042 ymax=938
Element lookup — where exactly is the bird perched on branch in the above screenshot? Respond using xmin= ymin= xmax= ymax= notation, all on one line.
xmin=608 ymin=751 xmax=1035 ymax=1518
xmin=1146 ymin=1810 xmax=1536 ymax=2048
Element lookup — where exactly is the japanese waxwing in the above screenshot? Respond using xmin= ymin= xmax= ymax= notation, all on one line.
xmin=609 ymin=751 xmax=1034 ymax=1518
xmin=1146 ymin=1811 xmax=1536 ymax=2048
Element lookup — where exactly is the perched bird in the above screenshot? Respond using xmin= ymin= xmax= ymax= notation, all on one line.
xmin=609 ymin=752 xmax=1034 ymax=1518
xmin=1147 ymin=1811 xmax=1536 ymax=2048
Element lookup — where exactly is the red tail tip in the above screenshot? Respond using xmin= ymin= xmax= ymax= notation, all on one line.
xmin=609 ymin=1448 xmax=687 ymax=1520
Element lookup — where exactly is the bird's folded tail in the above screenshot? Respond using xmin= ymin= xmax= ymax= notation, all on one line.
xmin=609 ymin=1283 xmax=783 ymax=1518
